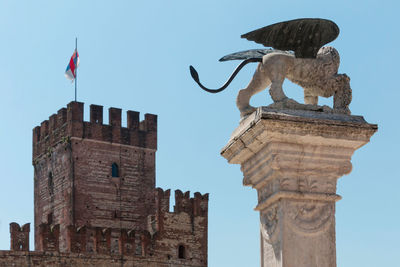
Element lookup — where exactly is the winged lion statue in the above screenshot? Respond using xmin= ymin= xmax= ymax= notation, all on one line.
xmin=189 ymin=18 xmax=352 ymax=119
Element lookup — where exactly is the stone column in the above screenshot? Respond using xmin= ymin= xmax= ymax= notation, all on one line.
xmin=221 ymin=108 xmax=377 ymax=267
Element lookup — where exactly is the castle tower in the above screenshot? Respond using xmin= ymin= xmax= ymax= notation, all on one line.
xmin=32 ymin=101 xmax=157 ymax=252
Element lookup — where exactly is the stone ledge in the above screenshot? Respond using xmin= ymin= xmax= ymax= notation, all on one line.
xmin=221 ymin=107 xmax=378 ymax=164
xmin=255 ymin=191 xmax=342 ymax=211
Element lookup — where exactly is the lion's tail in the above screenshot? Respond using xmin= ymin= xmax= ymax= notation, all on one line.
xmin=189 ymin=58 xmax=262 ymax=93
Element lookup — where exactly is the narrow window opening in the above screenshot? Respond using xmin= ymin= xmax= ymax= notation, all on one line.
xmin=178 ymin=245 xmax=186 ymax=259
xmin=113 ymin=210 xmax=118 ymax=218
xmin=47 ymin=212 xmax=53 ymax=224
xmin=111 ymin=163 xmax=119 ymax=177
xmin=48 ymin=172 xmax=54 ymax=195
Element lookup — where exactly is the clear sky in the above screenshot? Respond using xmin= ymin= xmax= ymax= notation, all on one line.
xmin=0 ymin=1 xmax=399 ymax=266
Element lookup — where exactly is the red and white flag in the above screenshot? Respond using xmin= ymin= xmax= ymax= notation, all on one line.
xmin=65 ymin=49 xmax=79 ymax=81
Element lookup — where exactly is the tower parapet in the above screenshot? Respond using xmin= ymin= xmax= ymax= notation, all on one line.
xmin=33 ymin=101 xmax=157 ymax=159
xmin=174 ymin=190 xmax=209 ymax=216
xmin=153 ymin=188 xmax=208 ymax=265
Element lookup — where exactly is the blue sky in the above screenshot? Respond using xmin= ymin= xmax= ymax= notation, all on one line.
xmin=0 ymin=1 xmax=399 ymax=266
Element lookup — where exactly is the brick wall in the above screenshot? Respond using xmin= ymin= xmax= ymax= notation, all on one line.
xmin=0 ymin=250 xmax=205 ymax=267
xmin=71 ymin=138 xmax=156 ymax=230
xmin=33 ymin=140 xmax=73 ymax=251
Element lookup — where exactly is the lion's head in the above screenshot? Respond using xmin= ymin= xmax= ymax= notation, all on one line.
xmin=317 ymin=47 xmax=340 ymax=75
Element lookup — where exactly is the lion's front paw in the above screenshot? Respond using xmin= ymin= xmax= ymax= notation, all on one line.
xmin=240 ymin=106 xmax=257 ymax=118
xmin=268 ymin=98 xmax=301 ymax=109
xmin=281 ymin=98 xmax=299 ymax=107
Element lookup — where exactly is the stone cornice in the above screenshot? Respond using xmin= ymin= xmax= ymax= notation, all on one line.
xmin=221 ymin=107 xmax=377 ymax=164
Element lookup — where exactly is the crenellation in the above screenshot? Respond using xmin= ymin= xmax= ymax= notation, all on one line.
xmin=139 ymin=230 xmax=152 ymax=256
xmin=40 ymin=120 xmax=49 ymax=140
xmin=33 ymin=126 xmax=40 ymax=143
xmin=7 ymin=220 xmax=207 ymax=262
xmin=174 ymin=190 xmax=192 ymax=214
xmin=57 ymin=107 xmax=67 ymax=126
xmin=144 ymin=113 xmax=157 ymax=132
xmin=10 ymin=223 xmax=30 ymax=251
xmin=33 ymin=102 xmax=158 ymax=158
xmin=155 ymin=188 xmax=171 ymax=213
xmin=38 ymin=223 xmax=60 ymax=252
xmin=109 ymin=107 xmax=122 ymax=127
xmin=120 ymin=229 xmax=136 ymax=255
xmin=109 ymin=107 xmax=122 ymax=143
xmin=67 ymin=101 xmax=84 ymax=122
xmin=95 ymin=228 xmax=111 ymax=254
xmin=67 ymin=225 xmax=87 ymax=253
xmin=153 ymin=189 xmax=210 ymax=220
xmin=127 ymin=110 xmax=140 ymax=129
xmin=85 ymin=227 xmax=97 ymax=253
xmin=110 ymin=229 xmax=121 ymax=254
xmin=90 ymin=104 xmax=103 ymax=124
xmin=49 ymin=114 xmax=57 ymax=131
xmin=193 ymin=192 xmax=209 ymax=216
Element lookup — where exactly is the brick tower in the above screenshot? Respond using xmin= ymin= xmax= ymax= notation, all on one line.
xmin=30 ymin=101 xmax=208 ymax=266
xmin=33 ymin=101 xmax=157 ymax=251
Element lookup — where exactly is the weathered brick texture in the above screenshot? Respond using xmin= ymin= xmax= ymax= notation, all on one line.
xmin=1 ymin=102 xmax=208 ymax=267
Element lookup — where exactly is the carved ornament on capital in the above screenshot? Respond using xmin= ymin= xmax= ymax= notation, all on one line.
xmin=260 ymin=204 xmax=279 ymax=244
xmin=286 ymin=201 xmax=333 ymax=235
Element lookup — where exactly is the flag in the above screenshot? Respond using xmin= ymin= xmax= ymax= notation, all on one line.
xmin=65 ymin=49 xmax=79 ymax=81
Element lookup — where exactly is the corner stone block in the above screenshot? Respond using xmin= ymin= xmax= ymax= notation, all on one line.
xmin=221 ymin=107 xmax=377 ymax=267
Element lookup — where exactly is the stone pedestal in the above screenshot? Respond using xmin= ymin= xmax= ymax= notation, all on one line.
xmin=221 ymin=108 xmax=377 ymax=267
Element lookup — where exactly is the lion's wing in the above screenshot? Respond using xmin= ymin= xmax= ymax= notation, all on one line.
xmin=219 ymin=49 xmax=292 ymax=62
xmin=241 ymin=18 xmax=339 ymax=58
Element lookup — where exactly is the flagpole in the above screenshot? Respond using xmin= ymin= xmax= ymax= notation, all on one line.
xmin=75 ymin=37 xmax=77 ymax=102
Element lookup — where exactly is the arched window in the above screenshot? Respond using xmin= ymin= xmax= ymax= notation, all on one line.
xmin=178 ymin=245 xmax=186 ymax=259
xmin=111 ymin=163 xmax=119 ymax=177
